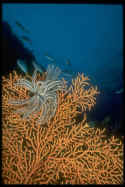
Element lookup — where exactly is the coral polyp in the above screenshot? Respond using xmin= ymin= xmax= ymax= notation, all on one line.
xmin=8 ymin=64 xmax=66 ymax=124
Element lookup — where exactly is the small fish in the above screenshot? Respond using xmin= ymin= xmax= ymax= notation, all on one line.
xmin=32 ymin=61 xmax=45 ymax=73
xmin=45 ymin=54 xmax=55 ymax=62
xmin=63 ymin=68 xmax=75 ymax=75
xmin=62 ymin=71 xmax=72 ymax=78
xmin=115 ymin=88 xmax=124 ymax=94
xmin=88 ymin=121 xmax=97 ymax=128
xmin=21 ymin=35 xmax=32 ymax=45
xmin=17 ymin=60 xmax=28 ymax=73
xmin=16 ymin=21 xmax=30 ymax=34
xmin=66 ymin=59 xmax=71 ymax=66
xmin=62 ymin=69 xmax=76 ymax=79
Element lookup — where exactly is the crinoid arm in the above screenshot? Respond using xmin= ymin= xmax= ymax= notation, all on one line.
xmin=32 ymin=69 xmax=38 ymax=88
xmin=49 ymin=99 xmax=57 ymax=118
xmin=16 ymin=95 xmax=40 ymax=118
xmin=38 ymin=97 xmax=57 ymax=124
xmin=45 ymin=93 xmax=57 ymax=102
xmin=46 ymin=64 xmax=61 ymax=81
xmin=47 ymin=95 xmax=57 ymax=119
xmin=14 ymin=79 xmax=34 ymax=92
xmin=38 ymin=102 xmax=48 ymax=124
xmin=22 ymin=101 xmax=39 ymax=118
xmin=8 ymin=95 xmax=36 ymax=106
xmin=45 ymin=80 xmax=65 ymax=92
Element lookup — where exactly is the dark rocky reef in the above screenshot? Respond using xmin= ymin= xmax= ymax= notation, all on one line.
xmin=2 ymin=21 xmax=39 ymax=76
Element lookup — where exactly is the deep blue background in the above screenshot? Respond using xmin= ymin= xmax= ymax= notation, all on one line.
xmin=2 ymin=4 xmax=123 ymax=127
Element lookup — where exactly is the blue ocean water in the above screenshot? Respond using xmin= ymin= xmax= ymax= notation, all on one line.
xmin=2 ymin=4 xmax=123 ymax=132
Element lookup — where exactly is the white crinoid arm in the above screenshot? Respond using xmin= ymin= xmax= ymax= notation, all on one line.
xmin=22 ymin=96 xmax=40 ymax=118
xmin=8 ymin=95 xmax=36 ymax=106
xmin=45 ymin=80 xmax=65 ymax=93
xmin=31 ymin=69 xmax=39 ymax=92
xmin=38 ymin=102 xmax=48 ymax=124
xmin=46 ymin=64 xmax=61 ymax=81
xmin=15 ymin=95 xmax=39 ymax=118
xmin=48 ymin=95 xmax=57 ymax=117
xmin=51 ymin=100 xmax=57 ymax=118
xmin=14 ymin=79 xmax=35 ymax=92
xmin=37 ymin=94 xmax=57 ymax=124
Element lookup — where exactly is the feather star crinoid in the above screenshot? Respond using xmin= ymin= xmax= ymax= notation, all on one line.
xmin=8 ymin=64 xmax=66 ymax=124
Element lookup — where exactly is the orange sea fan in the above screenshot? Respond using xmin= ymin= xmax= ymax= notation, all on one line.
xmin=2 ymin=70 xmax=123 ymax=184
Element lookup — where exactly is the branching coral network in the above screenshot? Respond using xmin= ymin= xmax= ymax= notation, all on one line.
xmin=2 ymin=69 xmax=123 ymax=184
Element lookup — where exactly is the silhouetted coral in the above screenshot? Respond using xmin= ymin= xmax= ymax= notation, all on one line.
xmin=2 ymin=70 xmax=123 ymax=184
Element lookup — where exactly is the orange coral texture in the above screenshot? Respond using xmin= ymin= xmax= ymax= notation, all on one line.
xmin=2 ymin=71 xmax=123 ymax=184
